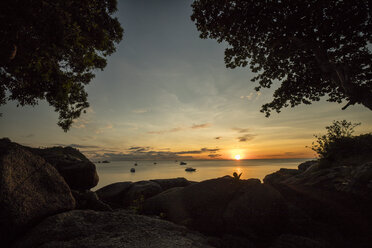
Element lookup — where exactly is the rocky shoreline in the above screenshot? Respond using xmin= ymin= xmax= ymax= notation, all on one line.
xmin=1 ymin=138 xmax=371 ymax=247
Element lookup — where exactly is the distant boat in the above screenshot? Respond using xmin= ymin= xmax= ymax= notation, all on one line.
xmin=180 ymin=161 xmax=187 ymax=165
xmin=185 ymin=167 xmax=196 ymax=172
xmin=101 ymin=160 xmax=110 ymax=163
xmin=130 ymin=168 xmax=135 ymax=173
xmin=153 ymin=162 xmax=157 ymax=164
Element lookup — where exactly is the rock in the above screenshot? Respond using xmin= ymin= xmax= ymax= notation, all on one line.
xmin=0 ymin=138 xmax=75 ymax=246
xmin=144 ymin=187 xmax=187 ymax=222
xmin=30 ymin=146 xmax=99 ymax=190
xmin=72 ymin=190 xmax=112 ymax=211
xmin=145 ymin=176 xmax=243 ymax=234
xmin=223 ymin=183 xmax=288 ymax=240
xmin=13 ymin=210 xmax=213 ymax=248
xmin=263 ymin=168 xmax=300 ymax=185
xmin=270 ymin=234 xmax=328 ymax=248
xmin=95 ymin=182 xmax=132 ymax=208
xmin=150 ymin=177 xmax=190 ymax=191
xmin=219 ymin=234 xmax=257 ymax=248
xmin=298 ymin=160 xmax=318 ymax=172
xmin=349 ymin=162 xmax=372 ymax=198
xmin=123 ymin=180 xmax=163 ymax=208
xmin=144 ymin=176 xmax=286 ymax=239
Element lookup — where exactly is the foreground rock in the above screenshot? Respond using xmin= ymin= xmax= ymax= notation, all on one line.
xmin=13 ymin=210 xmax=213 ymax=248
xmin=71 ymin=190 xmax=112 ymax=211
xmin=264 ymin=161 xmax=372 ymax=199
xmin=0 ymin=138 xmax=75 ymax=246
xmin=264 ymin=160 xmax=372 ymax=247
xmin=30 ymin=146 xmax=99 ymax=190
xmin=150 ymin=177 xmax=191 ymax=191
xmin=96 ymin=178 xmax=191 ymax=209
xmin=95 ymin=182 xmax=133 ymax=208
xmin=144 ymin=176 xmax=288 ymax=241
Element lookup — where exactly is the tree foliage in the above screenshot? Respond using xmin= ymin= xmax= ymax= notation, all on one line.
xmin=310 ymin=120 xmax=360 ymax=158
xmin=0 ymin=0 xmax=123 ymax=131
xmin=191 ymin=0 xmax=372 ymax=116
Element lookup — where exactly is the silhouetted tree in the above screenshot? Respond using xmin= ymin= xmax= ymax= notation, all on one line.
xmin=0 ymin=0 xmax=123 ymax=131
xmin=191 ymin=0 xmax=372 ymax=116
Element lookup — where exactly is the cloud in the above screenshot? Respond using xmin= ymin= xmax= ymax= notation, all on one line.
xmin=147 ymin=127 xmax=184 ymax=135
xmin=232 ymin=127 xmax=256 ymax=142
xmin=175 ymin=148 xmax=219 ymax=154
xmin=233 ymin=127 xmax=251 ymax=133
xmin=132 ymin=109 xmax=148 ymax=114
xmin=148 ymin=123 xmax=211 ymax=134
xmin=128 ymin=146 xmax=151 ymax=152
xmin=21 ymin=134 xmax=34 ymax=138
xmin=89 ymin=147 xmax=220 ymax=161
xmin=208 ymin=154 xmax=221 ymax=158
xmin=69 ymin=144 xmax=101 ymax=149
xmin=95 ymin=123 xmax=114 ymax=134
xmin=72 ymin=118 xmax=90 ymax=129
xmin=240 ymin=92 xmax=261 ymax=101
xmin=53 ymin=144 xmax=101 ymax=149
xmin=191 ymin=123 xmax=211 ymax=129
xmin=201 ymin=148 xmax=219 ymax=153
xmin=258 ymin=152 xmax=308 ymax=158
xmin=238 ymin=134 xmax=255 ymax=142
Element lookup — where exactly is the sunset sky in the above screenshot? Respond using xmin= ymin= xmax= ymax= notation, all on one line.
xmin=1 ymin=0 xmax=371 ymax=161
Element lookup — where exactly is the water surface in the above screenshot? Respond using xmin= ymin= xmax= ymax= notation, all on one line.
xmin=94 ymin=158 xmax=311 ymax=190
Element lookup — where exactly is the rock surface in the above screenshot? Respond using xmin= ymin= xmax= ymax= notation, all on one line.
xmin=144 ymin=176 xmax=288 ymax=239
xmin=150 ymin=177 xmax=191 ymax=191
xmin=30 ymin=146 xmax=99 ymax=190
xmin=270 ymin=234 xmax=327 ymax=248
xmin=95 ymin=182 xmax=133 ymax=208
xmin=13 ymin=210 xmax=213 ymax=248
xmin=263 ymin=160 xmax=372 ymax=248
xmin=72 ymin=190 xmax=112 ymax=211
xmin=123 ymin=180 xmax=163 ymax=207
xmin=0 ymin=138 xmax=75 ymax=245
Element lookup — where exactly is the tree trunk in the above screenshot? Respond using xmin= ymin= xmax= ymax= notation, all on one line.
xmin=312 ymin=46 xmax=372 ymax=111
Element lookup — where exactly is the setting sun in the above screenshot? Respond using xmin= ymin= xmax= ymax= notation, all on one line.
xmin=235 ymin=154 xmax=241 ymax=160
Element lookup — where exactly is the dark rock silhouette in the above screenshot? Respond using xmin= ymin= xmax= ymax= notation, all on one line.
xmin=95 ymin=178 xmax=191 ymax=208
xmin=95 ymin=182 xmax=133 ymax=208
xmin=0 ymin=138 xmax=75 ymax=246
xmin=150 ymin=177 xmax=191 ymax=191
xmin=12 ymin=210 xmax=213 ymax=248
xmin=71 ymin=190 xmax=112 ymax=211
xmin=144 ymin=176 xmax=288 ymax=240
xmin=29 ymin=146 xmax=99 ymax=190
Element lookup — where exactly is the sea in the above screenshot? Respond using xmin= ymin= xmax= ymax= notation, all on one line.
xmin=93 ymin=158 xmax=312 ymax=190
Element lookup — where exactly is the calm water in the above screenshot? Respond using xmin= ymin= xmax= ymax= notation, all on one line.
xmin=93 ymin=159 xmax=311 ymax=190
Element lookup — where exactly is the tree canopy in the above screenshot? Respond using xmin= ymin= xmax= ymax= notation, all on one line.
xmin=191 ymin=0 xmax=372 ymax=116
xmin=0 ymin=0 xmax=123 ymax=131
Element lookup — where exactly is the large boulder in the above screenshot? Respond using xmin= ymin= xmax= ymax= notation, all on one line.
xmin=150 ymin=177 xmax=191 ymax=191
xmin=30 ymin=146 xmax=99 ymax=190
xmin=71 ymin=190 xmax=112 ymax=211
xmin=123 ymin=180 xmax=163 ymax=207
xmin=223 ymin=183 xmax=288 ymax=240
xmin=144 ymin=176 xmax=288 ymax=239
xmin=263 ymin=168 xmax=300 ymax=185
xmin=95 ymin=182 xmax=133 ymax=208
xmin=298 ymin=160 xmax=318 ymax=172
xmin=13 ymin=210 xmax=213 ymax=248
xmin=270 ymin=234 xmax=328 ymax=248
xmin=144 ymin=176 xmax=243 ymax=234
xmin=0 ymin=138 xmax=75 ymax=246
